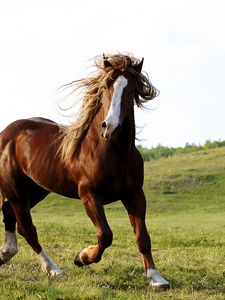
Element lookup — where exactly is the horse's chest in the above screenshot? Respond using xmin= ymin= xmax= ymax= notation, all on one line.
xmin=93 ymin=162 xmax=130 ymax=199
xmin=73 ymin=151 xmax=133 ymax=201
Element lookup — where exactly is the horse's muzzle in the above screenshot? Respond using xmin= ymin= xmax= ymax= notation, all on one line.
xmin=101 ymin=122 xmax=122 ymax=140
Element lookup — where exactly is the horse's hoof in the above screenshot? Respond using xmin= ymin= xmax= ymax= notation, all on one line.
xmin=149 ymin=281 xmax=170 ymax=291
xmin=147 ymin=268 xmax=170 ymax=290
xmin=74 ymin=252 xmax=85 ymax=267
xmin=49 ymin=266 xmax=64 ymax=276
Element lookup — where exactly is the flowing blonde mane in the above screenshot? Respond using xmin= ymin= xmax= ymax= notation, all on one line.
xmin=60 ymin=54 xmax=159 ymax=163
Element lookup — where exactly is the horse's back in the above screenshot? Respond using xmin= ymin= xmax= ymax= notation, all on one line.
xmin=0 ymin=118 xmax=76 ymax=200
xmin=0 ymin=118 xmax=58 ymax=142
xmin=29 ymin=117 xmax=57 ymax=125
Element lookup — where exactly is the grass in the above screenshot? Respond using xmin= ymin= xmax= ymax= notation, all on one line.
xmin=0 ymin=147 xmax=225 ymax=299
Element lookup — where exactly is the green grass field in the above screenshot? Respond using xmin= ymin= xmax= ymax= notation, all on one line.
xmin=0 ymin=147 xmax=225 ymax=299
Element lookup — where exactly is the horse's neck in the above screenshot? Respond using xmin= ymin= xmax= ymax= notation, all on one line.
xmin=118 ymin=112 xmax=136 ymax=149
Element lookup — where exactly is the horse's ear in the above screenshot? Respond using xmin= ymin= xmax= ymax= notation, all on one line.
xmin=132 ymin=58 xmax=144 ymax=73
xmin=103 ymin=53 xmax=112 ymax=68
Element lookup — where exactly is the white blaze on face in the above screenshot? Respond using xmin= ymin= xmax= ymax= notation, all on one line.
xmin=103 ymin=75 xmax=128 ymax=138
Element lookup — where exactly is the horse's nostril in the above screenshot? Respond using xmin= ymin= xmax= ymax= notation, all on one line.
xmin=101 ymin=121 xmax=107 ymax=129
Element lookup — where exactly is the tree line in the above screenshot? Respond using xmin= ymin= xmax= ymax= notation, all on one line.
xmin=137 ymin=140 xmax=225 ymax=162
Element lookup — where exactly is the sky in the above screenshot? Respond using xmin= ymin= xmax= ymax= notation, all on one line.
xmin=0 ymin=0 xmax=225 ymax=148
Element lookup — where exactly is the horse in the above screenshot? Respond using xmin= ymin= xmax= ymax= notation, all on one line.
xmin=0 ymin=54 xmax=169 ymax=288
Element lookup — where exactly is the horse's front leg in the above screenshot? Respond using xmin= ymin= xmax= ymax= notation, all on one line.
xmin=74 ymin=191 xmax=113 ymax=266
xmin=122 ymin=189 xmax=170 ymax=289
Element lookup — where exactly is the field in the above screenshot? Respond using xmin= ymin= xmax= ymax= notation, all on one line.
xmin=0 ymin=147 xmax=225 ymax=299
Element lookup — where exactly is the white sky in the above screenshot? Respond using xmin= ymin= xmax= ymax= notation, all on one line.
xmin=0 ymin=0 xmax=225 ymax=148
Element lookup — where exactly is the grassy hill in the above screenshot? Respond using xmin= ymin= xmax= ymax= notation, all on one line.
xmin=0 ymin=147 xmax=224 ymax=299
xmin=144 ymin=146 xmax=225 ymax=214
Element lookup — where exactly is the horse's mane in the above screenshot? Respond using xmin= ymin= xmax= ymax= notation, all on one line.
xmin=60 ymin=54 xmax=159 ymax=163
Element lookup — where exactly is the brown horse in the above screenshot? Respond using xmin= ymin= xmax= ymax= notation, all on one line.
xmin=0 ymin=54 xmax=169 ymax=288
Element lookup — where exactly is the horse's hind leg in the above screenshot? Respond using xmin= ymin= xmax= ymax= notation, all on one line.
xmin=0 ymin=200 xmax=18 ymax=265
xmin=122 ymin=189 xmax=170 ymax=289
xmin=10 ymin=198 xmax=63 ymax=276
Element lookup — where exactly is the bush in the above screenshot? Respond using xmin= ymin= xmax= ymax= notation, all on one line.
xmin=137 ymin=139 xmax=225 ymax=162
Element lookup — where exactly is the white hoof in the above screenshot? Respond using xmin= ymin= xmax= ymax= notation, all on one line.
xmin=38 ymin=249 xmax=64 ymax=276
xmin=41 ymin=260 xmax=64 ymax=276
xmin=49 ymin=265 xmax=64 ymax=276
xmin=147 ymin=268 xmax=170 ymax=289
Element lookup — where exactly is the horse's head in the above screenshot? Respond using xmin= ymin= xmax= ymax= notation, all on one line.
xmin=60 ymin=54 xmax=158 ymax=162
xmin=100 ymin=55 xmax=145 ymax=141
